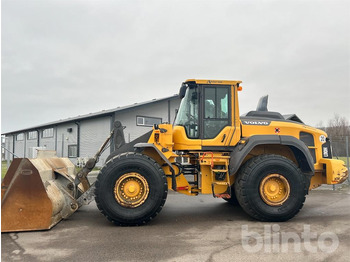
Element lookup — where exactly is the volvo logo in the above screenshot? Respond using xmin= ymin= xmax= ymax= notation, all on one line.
xmin=242 ymin=120 xmax=271 ymax=126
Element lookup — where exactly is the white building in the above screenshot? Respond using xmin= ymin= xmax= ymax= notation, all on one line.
xmin=2 ymin=95 xmax=180 ymax=166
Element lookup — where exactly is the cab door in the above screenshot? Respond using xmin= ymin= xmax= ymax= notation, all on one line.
xmin=201 ymin=84 xmax=235 ymax=148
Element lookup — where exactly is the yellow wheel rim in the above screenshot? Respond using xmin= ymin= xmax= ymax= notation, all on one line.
xmin=259 ymin=174 xmax=290 ymax=206
xmin=114 ymin=172 xmax=149 ymax=208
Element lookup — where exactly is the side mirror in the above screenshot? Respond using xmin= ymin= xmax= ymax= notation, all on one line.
xmin=179 ymin=83 xmax=187 ymax=99
xmin=191 ymin=91 xmax=198 ymax=103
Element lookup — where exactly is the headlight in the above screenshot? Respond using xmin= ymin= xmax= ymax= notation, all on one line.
xmin=322 ymin=138 xmax=332 ymax=159
xmin=323 ymin=147 xmax=329 ymax=158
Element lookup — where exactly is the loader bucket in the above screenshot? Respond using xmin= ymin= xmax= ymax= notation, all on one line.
xmin=1 ymin=151 xmax=84 ymax=232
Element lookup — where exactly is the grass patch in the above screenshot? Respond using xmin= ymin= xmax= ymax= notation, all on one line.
xmin=2 ymin=161 xmax=10 ymax=179
xmin=334 ymin=157 xmax=349 ymax=163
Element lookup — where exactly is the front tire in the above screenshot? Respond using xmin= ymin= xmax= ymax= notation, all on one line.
xmin=95 ymin=152 xmax=168 ymax=226
xmin=234 ymin=154 xmax=308 ymax=221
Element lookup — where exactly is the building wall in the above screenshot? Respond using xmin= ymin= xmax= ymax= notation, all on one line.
xmin=4 ymin=97 xmax=181 ymax=166
xmin=80 ymin=116 xmax=112 ymax=165
xmin=26 ymin=131 xmax=39 ymax=158
xmin=169 ymin=97 xmax=180 ymax=124
xmin=55 ymin=123 xmax=79 ymax=158
xmin=14 ymin=135 xmax=25 ymax=158
xmin=117 ymin=98 xmax=180 ymax=142
xmin=39 ymin=129 xmax=56 ymax=152
xmin=3 ymin=135 xmax=14 ymax=160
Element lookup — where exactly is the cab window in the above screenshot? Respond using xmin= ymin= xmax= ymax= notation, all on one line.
xmin=203 ymin=86 xmax=230 ymax=139
xmin=174 ymin=86 xmax=199 ymax=138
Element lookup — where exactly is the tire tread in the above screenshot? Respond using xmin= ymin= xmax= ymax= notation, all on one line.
xmin=95 ymin=152 xmax=168 ymax=226
xmin=235 ymin=154 xmax=308 ymax=222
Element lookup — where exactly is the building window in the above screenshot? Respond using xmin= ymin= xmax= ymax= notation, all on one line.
xmin=68 ymin=145 xmax=78 ymax=158
xmin=136 ymin=116 xmax=162 ymax=127
xmin=27 ymin=131 xmax=38 ymax=140
xmin=42 ymin=128 xmax=54 ymax=138
xmin=16 ymin=133 xmax=24 ymax=141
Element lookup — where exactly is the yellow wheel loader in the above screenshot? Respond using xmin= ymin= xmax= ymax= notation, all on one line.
xmin=2 ymin=79 xmax=348 ymax=231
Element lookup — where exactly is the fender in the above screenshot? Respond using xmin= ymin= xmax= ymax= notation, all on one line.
xmin=229 ymin=135 xmax=315 ymax=175
xmin=134 ymin=143 xmax=174 ymax=169
xmin=134 ymin=143 xmax=177 ymax=191
xmin=106 ymin=130 xmax=153 ymax=163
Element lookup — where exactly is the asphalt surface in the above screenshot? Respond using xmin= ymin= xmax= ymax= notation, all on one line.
xmin=2 ymin=187 xmax=350 ymax=262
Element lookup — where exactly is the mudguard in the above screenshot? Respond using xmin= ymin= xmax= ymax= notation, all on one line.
xmin=229 ymin=135 xmax=315 ymax=175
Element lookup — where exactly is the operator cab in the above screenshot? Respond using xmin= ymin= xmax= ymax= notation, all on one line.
xmin=174 ymin=79 xmax=242 ymax=148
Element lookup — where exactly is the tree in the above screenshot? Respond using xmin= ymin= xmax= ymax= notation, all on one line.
xmin=326 ymin=114 xmax=350 ymax=157
xmin=326 ymin=114 xmax=350 ymax=137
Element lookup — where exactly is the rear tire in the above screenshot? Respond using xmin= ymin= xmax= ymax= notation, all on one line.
xmin=234 ymin=154 xmax=308 ymax=221
xmin=95 ymin=152 xmax=168 ymax=226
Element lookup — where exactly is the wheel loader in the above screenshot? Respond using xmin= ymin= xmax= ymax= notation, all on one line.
xmin=2 ymin=79 xmax=348 ymax=232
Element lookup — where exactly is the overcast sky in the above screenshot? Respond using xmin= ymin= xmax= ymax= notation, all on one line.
xmin=1 ymin=0 xmax=349 ymax=133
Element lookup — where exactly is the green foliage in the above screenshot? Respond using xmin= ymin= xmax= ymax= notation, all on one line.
xmin=335 ymin=157 xmax=348 ymax=164
xmin=2 ymin=161 xmax=9 ymax=179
